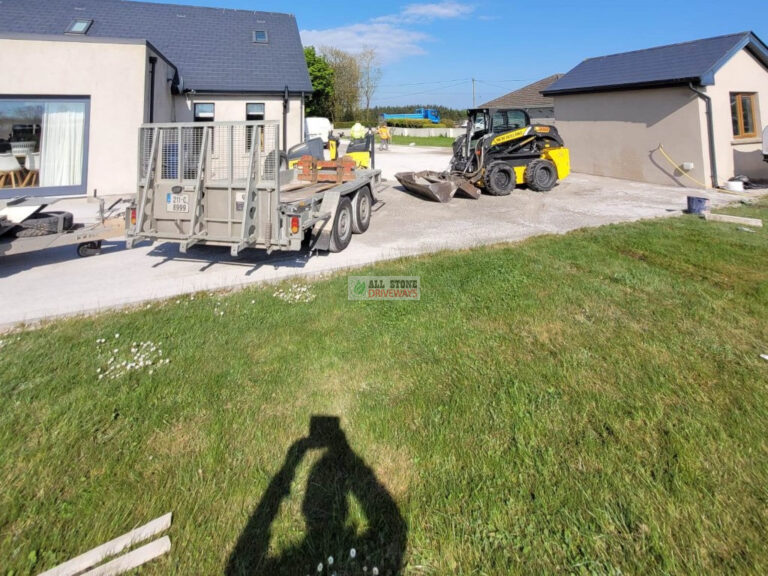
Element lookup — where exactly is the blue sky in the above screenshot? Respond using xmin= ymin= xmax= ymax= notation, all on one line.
xmin=142 ymin=0 xmax=767 ymax=108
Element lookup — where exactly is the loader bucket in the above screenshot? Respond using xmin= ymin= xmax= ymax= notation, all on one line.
xmin=395 ymin=171 xmax=456 ymax=203
xmin=395 ymin=171 xmax=481 ymax=203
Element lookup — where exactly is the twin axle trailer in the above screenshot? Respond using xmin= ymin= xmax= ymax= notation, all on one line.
xmin=127 ymin=121 xmax=380 ymax=256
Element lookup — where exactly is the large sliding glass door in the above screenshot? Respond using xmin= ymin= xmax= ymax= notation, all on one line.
xmin=0 ymin=97 xmax=89 ymax=198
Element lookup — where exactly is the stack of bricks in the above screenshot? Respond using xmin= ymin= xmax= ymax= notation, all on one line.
xmin=297 ymin=155 xmax=357 ymax=184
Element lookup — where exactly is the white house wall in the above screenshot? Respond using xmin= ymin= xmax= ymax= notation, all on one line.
xmin=174 ymin=94 xmax=304 ymax=149
xmin=704 ymin=48 xmax=768 ymax=182
xmin=1 ymin=37 xmax=149 ymax=196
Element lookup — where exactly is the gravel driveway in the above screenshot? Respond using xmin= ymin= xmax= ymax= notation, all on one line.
xmin=0 ymin=145 xmax=739 ymax=329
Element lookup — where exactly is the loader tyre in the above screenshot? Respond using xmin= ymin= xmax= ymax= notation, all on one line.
xmin=485 ymin=162 xmax=515 ymax=196
xmin=351 ymin=186 xmax=372 ymax=234
xmin=526 ymin=159 xmax=558 ymax=192
xmin=15 ymin=211 xmax=73 ymax=237
xmin=329 ymin=196 xmax=353 ymax=253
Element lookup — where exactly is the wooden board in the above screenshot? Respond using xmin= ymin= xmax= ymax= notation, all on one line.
xmin=704 ymin=213 xmax=763 ymax=227
xmin=81 ymin=536 xmax=171 ymax=576
xmin=39 ymin=513 xmax=172 ymax=576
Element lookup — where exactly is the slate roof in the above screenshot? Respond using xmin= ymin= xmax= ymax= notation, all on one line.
xmin=481 ymin=75 xmax=563 ymax=109
xmin=0 ymin=0 xmax=313 ymax=93
xmin=543 ymin=32 xmax=768 ymax=96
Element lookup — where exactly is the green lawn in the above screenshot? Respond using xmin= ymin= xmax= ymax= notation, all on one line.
xmin=376 ymin=134 xmax=455 ymax=147
xmin=2 ymin=201 xmax=768 ymax=575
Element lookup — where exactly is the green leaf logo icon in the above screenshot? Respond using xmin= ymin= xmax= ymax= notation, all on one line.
xmin=353 ymin=280 xmax=366 ymax=296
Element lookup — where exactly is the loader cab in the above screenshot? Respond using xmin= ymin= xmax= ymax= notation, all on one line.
xmin=464 ymin=108 xmax=531 ymax=140
xmin=462 ymin=108 xmax=532 ymax=156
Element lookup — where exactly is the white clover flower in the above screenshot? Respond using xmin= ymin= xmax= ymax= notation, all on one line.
xmin=349 ymin=548 xmax=356 ymax=559
xmin=114 ymin=333 xmax=120 ymax=339
xmin=327 ymin=556 xmax=333 ymax=565
xmin=372 ymin=568 xmax=379 ymax=576
xmin=316 ymin=563 xmax=323 ymax=572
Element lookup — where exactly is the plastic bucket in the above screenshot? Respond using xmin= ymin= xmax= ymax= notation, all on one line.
xmin=725 ymin=180 xmax=745 ymax=192
xmin=686 ymin=196 xmax=710 ymax=214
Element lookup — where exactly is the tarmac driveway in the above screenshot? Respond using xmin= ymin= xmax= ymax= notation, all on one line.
xmin=0 ymin=146 xmax=738 ymax=329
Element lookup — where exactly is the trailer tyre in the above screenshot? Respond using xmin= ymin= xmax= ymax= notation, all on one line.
xmin=14 ymin=211 xmax=74 ymax=237
xmin=329 ymin=196 xmax=353 ymax=253
xmin=525 ymin=160 xmax=558 ymax=192
xmin=77 ymin=241 xmax=102 ymax=258
xmin=351 ymin=186 xmax=372 ymax=234
xmin=485 ymin=162 xmax=516 ymax=196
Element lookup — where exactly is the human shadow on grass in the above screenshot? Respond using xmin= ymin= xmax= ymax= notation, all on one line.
xmin=226 ymin=416 xmax=407 ymax=576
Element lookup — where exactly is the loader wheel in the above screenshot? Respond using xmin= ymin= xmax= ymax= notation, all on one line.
xmin=526 ymin=160 xmax=558 ymax=192
xmin=351 ymin=186 xmax=372 ymax=234
xmin=485 ymin=162 xmax=515 ymax=196
xmin=329 ymin=196 xmax=353 ymax=253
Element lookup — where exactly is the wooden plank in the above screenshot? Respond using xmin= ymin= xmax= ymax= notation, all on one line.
xmin=704 ymin=213 xmax=763 ymax=227
xmin=81 ymin=536 xmax=171 ymax=576
xmin=39 ymin=513 xmax=172 ymax=576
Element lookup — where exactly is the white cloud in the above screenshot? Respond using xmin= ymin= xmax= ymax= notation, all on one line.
xmin=401 ymin=2 xmax=474 ymax=19
xmin=300 ymin=2 xmax=474 ymax=63
xmin=301 ymin=23 xmax=429 ymax=64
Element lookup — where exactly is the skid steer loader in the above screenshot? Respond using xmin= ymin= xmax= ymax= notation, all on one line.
xmin=396 ymin=108 xmax=570 ymax=202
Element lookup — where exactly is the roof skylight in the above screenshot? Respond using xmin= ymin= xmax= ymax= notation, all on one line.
xmin=66 ymin=18 xmax=93 ymax=34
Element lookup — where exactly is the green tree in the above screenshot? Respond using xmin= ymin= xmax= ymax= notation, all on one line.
xmin=304 ymin=46 xmax=334 ymax=118
xmin=321 ymin=47 xmax=360 ymax=123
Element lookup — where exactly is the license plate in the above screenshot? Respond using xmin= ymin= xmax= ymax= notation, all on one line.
xmin=166 ymin=193 xmax=189 ymax=213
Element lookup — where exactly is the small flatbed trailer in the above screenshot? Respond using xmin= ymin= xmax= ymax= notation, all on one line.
xmin=0 ymin=196 xmax=125 ymax=257
xmin=126 ymin=121 xmax=380 ymax=256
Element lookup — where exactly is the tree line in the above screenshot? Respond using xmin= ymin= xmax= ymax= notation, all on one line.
xmin=304 ymin=46 xmax=468 ymax=126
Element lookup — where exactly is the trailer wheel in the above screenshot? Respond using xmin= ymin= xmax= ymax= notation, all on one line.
xmin=525 ymin=160 xmax=558 ymax=192
xmin=329 ymin=196 xmax=353 ymax=253
xmin=14 ymin=211 xmax=74 ymax=237
xmin=351 ymin=186 xmax=372 ymax=234
xmin=485 ymin=162 xmax=515 ymax=196
xmin=77 ymin=241 xmax=102 ymax=258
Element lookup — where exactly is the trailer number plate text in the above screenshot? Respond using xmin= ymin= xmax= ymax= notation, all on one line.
xmin=166 ymin=193 xmax=190 ymax=214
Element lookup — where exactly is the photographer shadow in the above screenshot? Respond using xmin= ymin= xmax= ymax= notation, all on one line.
xmin=226 ymin=416 xmax=407 ymax=576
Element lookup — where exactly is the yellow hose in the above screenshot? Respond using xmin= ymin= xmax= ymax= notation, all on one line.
xmin=657 ymin=145 xmax=749 ymax=196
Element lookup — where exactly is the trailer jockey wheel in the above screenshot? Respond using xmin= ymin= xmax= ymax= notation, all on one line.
xmin=485 ymin=162 xmax=516 ymax=196
xmin=351 ymin=186 xmax=372 ymax=234
xmin=525 ymin=159 xmax=558 ymax=192
xmin=77 ymin=241 xmax=102 ymax=258
xmin=329 ymin=196 xmax=353 ymax=253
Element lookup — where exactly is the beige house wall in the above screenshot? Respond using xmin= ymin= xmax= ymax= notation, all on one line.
xmin=175 ymin=94 xmax=305 ymax=149
xmin=0 ymin=37 xmax=150 ymax=196
xmin=703 ymin=48 xmax=768 ymax=182
xmin=553 ymin=87 xmax=707 ymax=187
xmin=145 ymin=48 xmax=177 ymax=124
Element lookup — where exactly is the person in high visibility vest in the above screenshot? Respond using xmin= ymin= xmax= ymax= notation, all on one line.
xmin=378 ymin=123 xmax=391 ymax=151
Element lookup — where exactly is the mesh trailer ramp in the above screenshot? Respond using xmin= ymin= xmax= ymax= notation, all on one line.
xmin=126 ymin=121 xmax=381 ymax=257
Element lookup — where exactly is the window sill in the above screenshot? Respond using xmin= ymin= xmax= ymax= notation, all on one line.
xmin=731 ymin=138 xmax=762 ymax=146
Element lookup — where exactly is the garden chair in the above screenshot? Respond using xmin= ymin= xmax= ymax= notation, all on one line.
xmin=22 ymin=152 xmax=40 ymax=187
xmin=0 ymin=153 xmax=24 ymax=188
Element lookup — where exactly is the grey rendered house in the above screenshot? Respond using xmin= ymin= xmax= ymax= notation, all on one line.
xmin=543 ymin=32 xmax=768 ymax=188
xmin=481 ymin=74 xmax=563 ymax=125
xmin=0 ymin=0 xmax=312 ymax=199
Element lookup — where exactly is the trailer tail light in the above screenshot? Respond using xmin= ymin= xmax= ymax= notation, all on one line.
xmin=290 ymin=216 xmax=299 ymax=235
xmin=130 ymin=207 xmax=137 ymax=226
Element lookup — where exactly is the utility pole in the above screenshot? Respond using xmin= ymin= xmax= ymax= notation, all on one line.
xmin=472 ymin=78 xmax=476 ymax=107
